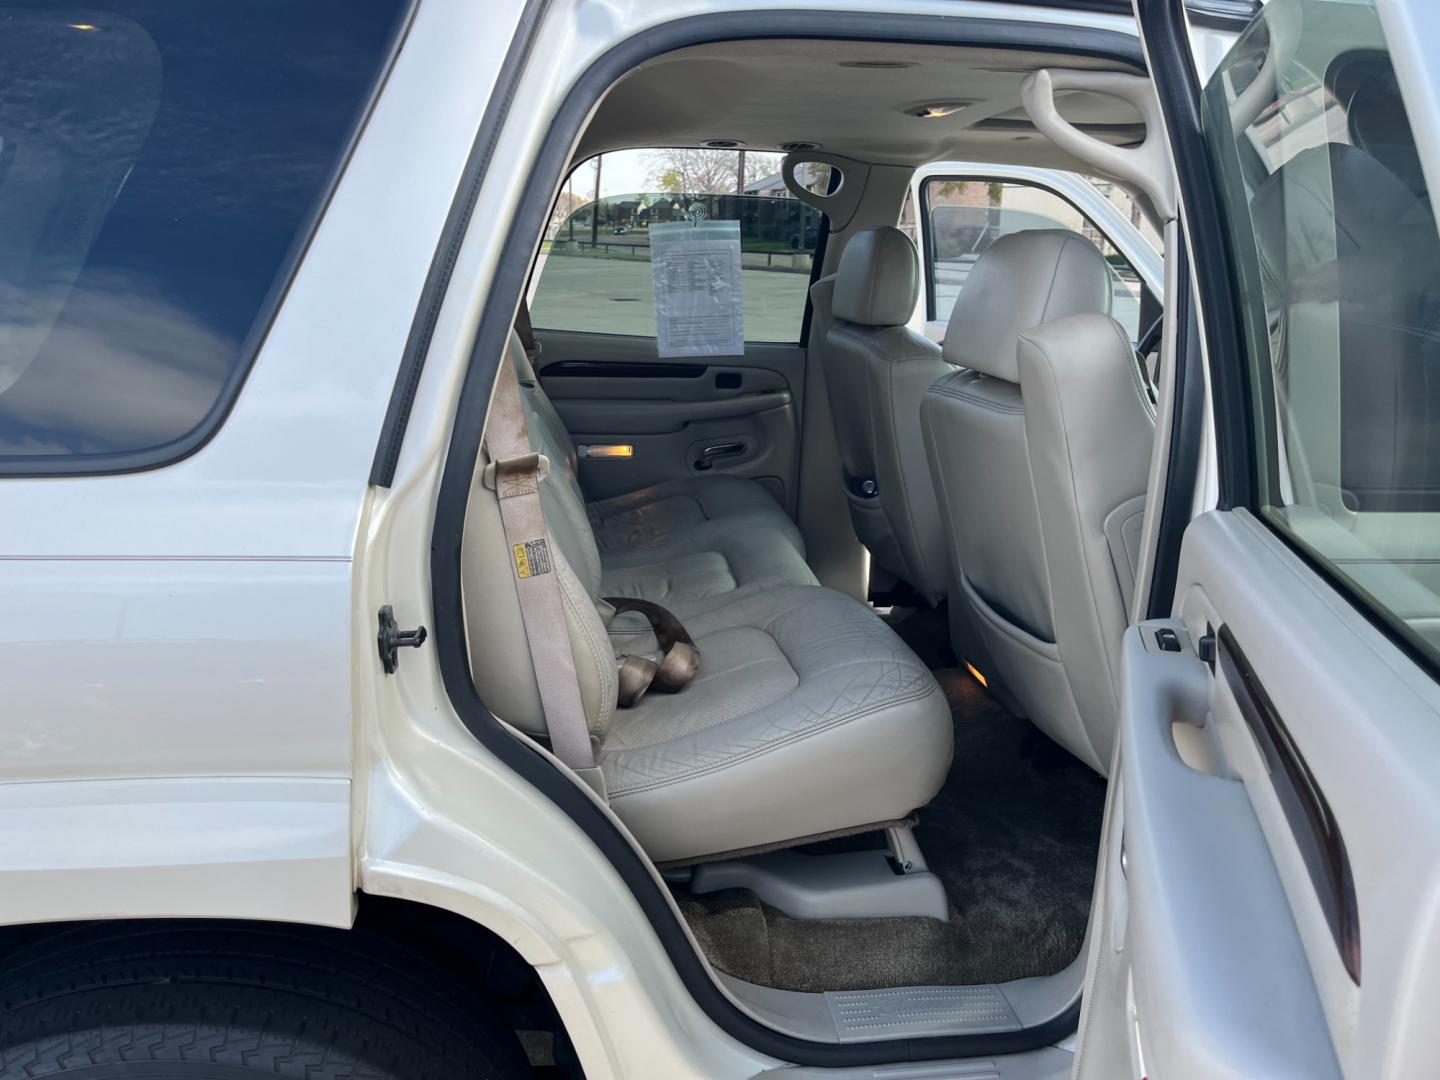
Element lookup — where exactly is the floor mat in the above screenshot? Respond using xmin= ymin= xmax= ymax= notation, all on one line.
xmin=675 ymin=660 xmax=1107 ymax=992
xmin=914 ymin=668 xmax=1107 ymax=984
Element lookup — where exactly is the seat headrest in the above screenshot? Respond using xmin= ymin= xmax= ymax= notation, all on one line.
xmin=833 ymin=226 xmax=920 ymax=328
xmin=942 ymin=229 xmax=1112 ymax=382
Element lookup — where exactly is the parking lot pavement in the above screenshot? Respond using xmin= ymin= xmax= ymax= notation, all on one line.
xmin=533 ymin=252 xmax=1144 ymax=345
xmin=531 ymin=253 xmax=812 ymax=341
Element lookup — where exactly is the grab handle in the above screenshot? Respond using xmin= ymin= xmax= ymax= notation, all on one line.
xmin=1021 ymin=68 xmax=1176 ymax=221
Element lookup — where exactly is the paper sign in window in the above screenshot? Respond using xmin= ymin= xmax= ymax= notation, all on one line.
xmin=650 ymin=220 xmax=744 ymax=357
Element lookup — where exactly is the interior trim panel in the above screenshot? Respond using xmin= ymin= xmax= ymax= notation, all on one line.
xmin=1218 ymin=623 xmax=1362 ymax=983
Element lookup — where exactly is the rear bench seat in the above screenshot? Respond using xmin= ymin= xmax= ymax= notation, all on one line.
xmin=463 ymin=333 xmax=953 ymax=864
xmin=511 ymin=338 xmax=818 ymax=629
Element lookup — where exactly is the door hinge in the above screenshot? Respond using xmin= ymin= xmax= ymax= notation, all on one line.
xmin=378 ymin=605 xmax=427 ymax=674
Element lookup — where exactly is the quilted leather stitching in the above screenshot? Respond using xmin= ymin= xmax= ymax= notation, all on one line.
xmin=606 ymin=678 xmax=940 ymax=798
xmin=603 ymin=590 xmax=940 ymax=795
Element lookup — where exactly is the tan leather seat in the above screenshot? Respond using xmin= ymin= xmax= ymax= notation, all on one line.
xmin=462 ymin=333 xmax=954 ymax=864
xmin=507 ymin=336 xmax=816 ymax=613
xmin=922 ymin=230 xmax=1153 ymax=774
xmin=823 ymin=227 xmax=953 ymax=603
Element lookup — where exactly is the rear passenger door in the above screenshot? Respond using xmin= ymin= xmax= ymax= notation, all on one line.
xmin=527 ymin=149 xmax=821 ymax=513
xmin=911 ymin=171 xmax=1163 ymax=343
xmin=1078 ymin=1 xmax=1440 ymax=1077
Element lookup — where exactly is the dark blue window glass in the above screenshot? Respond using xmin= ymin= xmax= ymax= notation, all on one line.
xmin=0 ymin=1 xmax=407 ymax=469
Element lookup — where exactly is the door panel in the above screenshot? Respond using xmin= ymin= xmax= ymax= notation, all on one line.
xmin=552 ymin=391 xmax=791 ymax=435
xmin=1089 ymin=0 xmax=1440 ymax=1072
xmin=1082 ymin=510 xmax=1440 ymax=1078
xmin=527 ymin=169 xmax=818 ymax=511
xmin=535 ymin=329 xmax=804 ymax=507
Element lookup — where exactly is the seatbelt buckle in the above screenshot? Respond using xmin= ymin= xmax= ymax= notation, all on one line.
xmin=483 ymin=452 xmax=551 ymax=497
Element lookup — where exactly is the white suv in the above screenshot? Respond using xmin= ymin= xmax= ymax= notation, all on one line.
xmin=3 ymin=1 xmax=1439 ymax=1078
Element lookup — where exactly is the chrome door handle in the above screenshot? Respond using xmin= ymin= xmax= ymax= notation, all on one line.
xmin=695 ymin=442 xmax=745 ymax=470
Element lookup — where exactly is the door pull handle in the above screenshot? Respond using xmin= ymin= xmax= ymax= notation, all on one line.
xmin=695 ymin=442 xmax=745 ymax=470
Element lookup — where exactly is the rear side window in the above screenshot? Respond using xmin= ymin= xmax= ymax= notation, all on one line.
xmin=1203 ymin=0 xmax=1440 ymax=666
xmin=0 ymin=1 xmax=407 ymax=472
xmin=530 ymin=150 xmax=827 ymax=345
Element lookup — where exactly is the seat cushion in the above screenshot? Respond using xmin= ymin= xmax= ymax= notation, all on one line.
xmin=591 ymin=474 xmax=816 ymax=619
xmin=600 ymin=586 xmax=953 ymax=864
xmin=602 ymin=543 xmax=817 ymax=614
xmin=599 ymin=518 xmax=818 ymax=621
xmin=588 ymin=474 xmax=803 ymax=556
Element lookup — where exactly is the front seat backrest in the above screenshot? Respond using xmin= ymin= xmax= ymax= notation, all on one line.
xmin=1251 ymin=142 xmax=1440 ymax=512
xmin=922 ymin=229 xmax=1152 ymax=774
xmin=824 ymin=226 xmax=952 ymax=603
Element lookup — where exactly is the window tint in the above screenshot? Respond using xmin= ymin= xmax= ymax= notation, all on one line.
xmin=531 ymin=151 xmax=825 ymax=344
xmin=1203 ymin=0 xmax=1440 ymax=666
xmin=0 ymin=1 xmax=406 ymax=470
xmin=922 ymin=178 xmax=1154 ymax=339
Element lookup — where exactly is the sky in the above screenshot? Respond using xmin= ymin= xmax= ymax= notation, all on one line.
xmin=566 ymin=149 xmax=655 ymax=200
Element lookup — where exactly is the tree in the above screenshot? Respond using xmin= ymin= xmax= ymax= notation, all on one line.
xmin=928 ymin=180 xmax=993 ymax=207
xmin=644 ymin=148 xmax=782 ymax=194
xmin=796 ymin=161 xmax=835 ymax=194
xmin=547 ymin=189 xmax=587 ymax=238
xmin=743 ymin=153 xmax=783 ymax=191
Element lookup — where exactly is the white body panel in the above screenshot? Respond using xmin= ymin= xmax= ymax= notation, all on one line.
xmin=9 ymin=1 xmax=1328 ymax=1077
xmin=0 ymin=0 xmax=522 ymax=931
xmin=0 ymin=777 xmax=351 ymax=926
xmin=1 ymin=559 xmax=352 ymax=781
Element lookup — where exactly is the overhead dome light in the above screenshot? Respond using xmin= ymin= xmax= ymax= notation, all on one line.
xmin=906 ymin=101 xmax=970 ymax=119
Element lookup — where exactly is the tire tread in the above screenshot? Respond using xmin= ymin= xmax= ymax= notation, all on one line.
xmin=0 ymin=924 xmax=529 ymax=1079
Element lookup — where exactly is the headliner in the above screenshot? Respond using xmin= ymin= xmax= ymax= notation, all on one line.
xmin=575 ymin=38 xmax=1148 ymax=174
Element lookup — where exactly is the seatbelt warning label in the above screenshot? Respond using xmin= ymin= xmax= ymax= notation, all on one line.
xmin=513 ymin=538 xmax=553 ymax=579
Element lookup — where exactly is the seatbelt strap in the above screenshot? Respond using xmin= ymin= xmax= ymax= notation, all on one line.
xmin=603 ymin=597 xmax=701 ymax=707
xmin=484 ymin=345 xmax=604 ymax=795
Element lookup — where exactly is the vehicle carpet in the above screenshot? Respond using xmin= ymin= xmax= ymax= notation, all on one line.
xmin=673 ymin=608 xmax=1106 ymax=991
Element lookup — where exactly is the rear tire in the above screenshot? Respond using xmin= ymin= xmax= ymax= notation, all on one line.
xmin=0 ymin=923 xmax=532 ymax=1079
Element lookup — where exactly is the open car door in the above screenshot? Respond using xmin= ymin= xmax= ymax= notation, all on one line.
xmin=1077 ymin=0 xmax=1440 ymax=1076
